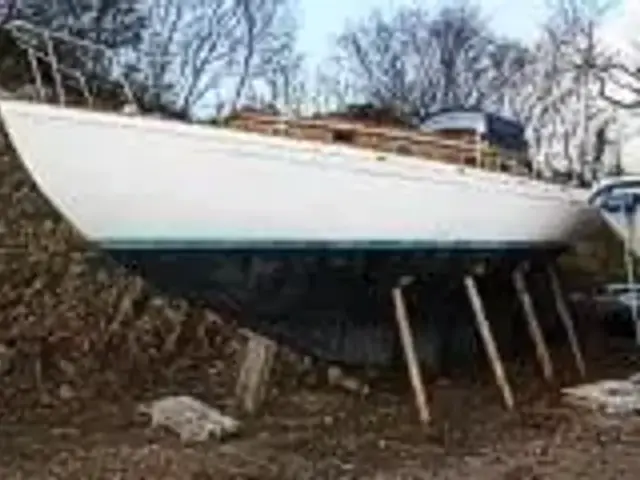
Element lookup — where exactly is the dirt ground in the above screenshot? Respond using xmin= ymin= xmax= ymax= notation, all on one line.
xmin=0 ymin=329 xmax=639 ymax=480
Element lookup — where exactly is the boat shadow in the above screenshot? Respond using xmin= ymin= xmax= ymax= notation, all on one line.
xmin=97 ymin=248 xmax=570 ymax=375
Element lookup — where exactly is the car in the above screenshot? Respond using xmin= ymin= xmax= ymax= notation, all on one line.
xmin=593 ymin=283 xmax=640 ymax=310
xmin=586 ymin=282 xmax=640 ymax=339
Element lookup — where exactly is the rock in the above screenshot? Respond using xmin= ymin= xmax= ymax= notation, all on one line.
xmin=327 ymin=365 xmax=370 ymax=395
xmin=57 ymin=359 xmax=77 ymax=377
xmin=138 ymin=395 xmax=240 ymax=443
xmin=58 ymin=383 xmax=75 ymax=400
xmin=0 ymin=343 xmax=14 ymax=376
xmin=562 ymin=379 xmax=640 ymax=415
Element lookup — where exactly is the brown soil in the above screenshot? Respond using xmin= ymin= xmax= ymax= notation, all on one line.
xmin=1 ymin=338 xmax=640 ymax=479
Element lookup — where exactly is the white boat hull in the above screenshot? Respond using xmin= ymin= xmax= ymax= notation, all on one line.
xmin=0 ymin=100 xmax=598 ymax=254
xmin=590 ymin=176 xmax=640 ymax=257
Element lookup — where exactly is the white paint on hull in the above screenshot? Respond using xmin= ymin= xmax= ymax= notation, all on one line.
xmin=0 ymin=100 xmax=599 ymax=249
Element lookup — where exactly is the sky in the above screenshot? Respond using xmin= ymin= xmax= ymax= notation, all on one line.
xmin=298 ymin=0 xmax=551 ymax=62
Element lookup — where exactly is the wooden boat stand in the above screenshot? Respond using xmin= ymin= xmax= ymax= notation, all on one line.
xmin=234 ymin=260 xmax=586 ymax=425
xmin=386 ymin=261 xmax=586 ymax=425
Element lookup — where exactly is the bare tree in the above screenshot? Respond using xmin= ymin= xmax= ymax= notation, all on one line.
xmin=321 ymin=0 xmax=632 ymax=179
xmin=308 ymin=57 xmax=360 ymax=114
xmin=14 ymin=0 xmax=146 ymax=69
xmin=331 ymin=3 xmax=522 ymax=121
xmin=236 ymin=1 xmax=307 ymax=115
xmin=128 ymin=0 xmax=299 ymax=119
xmin=496 ymin=0 xmax=621 ymax=179
xmin=15 ymin=0 xmax=146 ymax=46
xmin=589 ymin=0 xmax=640 ymax=109
xmin=0 ymin=0 xmax=146 ymax=102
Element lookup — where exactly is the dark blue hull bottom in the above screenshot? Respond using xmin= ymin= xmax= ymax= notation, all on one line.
xmin=101 ymin=241 xmax=570 ymax=369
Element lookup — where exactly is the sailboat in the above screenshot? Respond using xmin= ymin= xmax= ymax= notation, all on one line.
xmin=0 ymin=98 xmax=599 ymax=258
xmin=0 ymin=19 xmax=602 ymax=268
xmin=0 ymin=19 xmax=607 ymax=366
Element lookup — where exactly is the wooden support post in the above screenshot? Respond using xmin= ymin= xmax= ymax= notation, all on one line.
xmin=391 ymin=276 xmax=431 ymax=426
xmin=235 ymin=330 xmax=278 ymax=415
xmin=547 ymin=265 xmax=586 ymax=377
xmin=464 ymin=274 xmax=515 ymax=410
xmin=512 ymin=266 xmax=554 ymax=381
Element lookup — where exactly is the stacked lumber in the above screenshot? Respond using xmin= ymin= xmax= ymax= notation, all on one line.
xmin=225 ymin=111 xmax=531 ymax=176
xmin=226 ymin=112 xmax=480 ymax=166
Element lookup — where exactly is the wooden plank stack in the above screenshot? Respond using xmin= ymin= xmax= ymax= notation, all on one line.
xmin=225 ymin=112 xmax=483 ymax=168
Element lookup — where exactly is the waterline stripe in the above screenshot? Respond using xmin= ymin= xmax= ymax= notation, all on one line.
xmin=99 ymin=238 xmax=568 ymax=252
